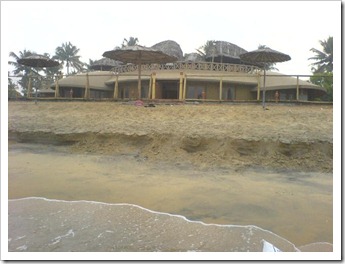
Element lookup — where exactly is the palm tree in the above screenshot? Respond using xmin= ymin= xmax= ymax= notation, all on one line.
xmin=196 ymin=40 xmax=216 ymax=62
xmin=8 ymin=49 xmax=38 ymax=75
xmin=8 ymin=49 xmax=40 ymax=95
xmin=8 ymin=73 xmax=19 ymax=98
xmin=54 ymin=42 xmax=85 ymax=75
xmin=309 ymin=37 xmax=333 ymax=101
xmin=257 ymin=44 xmax=279 ymax=71
xmin=122 ymin=37 xmax=139 ymax=47
xmin=309 ymin=36 xmax=333 ymax=73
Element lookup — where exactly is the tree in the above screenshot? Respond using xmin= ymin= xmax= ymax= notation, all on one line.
xmin=8 ymin=49 xmax=40 ymax=95
xmin=196 ymin=40 xmax=216 ymax=62
xmin=309 ymin=36 xmax=333 ymax=73
xmin=122 ymin=37 xmax=139 ymax=47
xmin=54 ymin=42 xmax=85 ymax=75
xmin=257 ymin=44 xmax=279 ymax=71
xmin=310 ymin=72 xmax=333 ymax=101
xmin=8 ymin=74 xmax=19 ymax=98
xmin=309 ymin=36 xmax=333 ymax=101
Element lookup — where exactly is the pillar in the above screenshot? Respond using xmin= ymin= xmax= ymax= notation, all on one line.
xmin=183 ymin=74 xmax=187 ymax=100
xmin=152 ymin=72 xmax=156 ymax=99
xmin=179 ymin=72 xmax=183 ymax=100
xmin=219 ymin=77 xmax=223 ymax=101
xmin=27 ymin=72 xmax=32 ymax=98
xmin=54 ymin=77 xmax=59 ymax=98
xmin=84 ymin=73 xmax=90 ymax=99
xmin=113 ymin=74 xmax=119 ymax=99
xmin=257 ymin=72 xmax=261 ymax=101
xmin=296 ymin=76 xmax=300 ymax=101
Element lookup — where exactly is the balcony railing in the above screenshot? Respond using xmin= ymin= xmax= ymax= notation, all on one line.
xmin=112 ymin=61 xmax=260 ymax=75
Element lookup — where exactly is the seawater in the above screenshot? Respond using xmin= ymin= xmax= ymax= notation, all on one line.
xmin=8 ymin=197 xmax=300 ymax=252
xmin=7 ymin=143 xmax=333 ymax=252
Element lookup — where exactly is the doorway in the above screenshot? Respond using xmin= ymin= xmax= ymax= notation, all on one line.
xmin=161 ymin=81 xmax=179 ymax=99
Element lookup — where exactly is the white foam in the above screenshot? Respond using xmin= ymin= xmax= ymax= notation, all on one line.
xmin=9 ymin=196 xmax=300 ymax=251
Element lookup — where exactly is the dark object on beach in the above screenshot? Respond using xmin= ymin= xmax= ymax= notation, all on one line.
xmin=145 ymin=103 xmax=156 ymax=108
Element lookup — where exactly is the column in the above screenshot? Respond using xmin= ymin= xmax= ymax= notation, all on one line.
xmin=152 ymin=72 xmax=156 ymax=99
xmin=257 ymin=72 xmax=261 ymax=101
xmin=113 ymin=74 xmax=119 ymax=99
xmin=179 ymin=72 xmax=183 ymax=100
xmin=219 ymin=77 xmax=223 ymax=101
xmin=84 ymin=73 xmax=90 ymax=99
xmin=54 ymin=76 xmax=59 ymax=98
xmin=296 ymin=76 xmax=300 ymax=101
xmin=183 ymin=74 xmax=187 ymax=100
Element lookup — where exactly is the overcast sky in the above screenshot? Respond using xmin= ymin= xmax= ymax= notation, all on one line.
xmin=2 ymin=1 xmax=340 ymax=76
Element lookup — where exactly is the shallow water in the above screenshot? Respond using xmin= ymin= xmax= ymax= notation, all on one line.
xmin=8 ymin=142 xmax=333 ymax=250
xmin=8 ymin=197 xmax=301 ymax=253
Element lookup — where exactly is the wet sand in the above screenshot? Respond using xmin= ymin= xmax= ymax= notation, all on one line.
xmin=7 ymin=101 xmax=334 ymax=253
xmin=8 ymin=142 xmax=332 ymax=250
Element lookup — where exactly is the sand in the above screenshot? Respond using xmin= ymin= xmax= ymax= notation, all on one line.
xmin=8 ymin=101 xmax=333 ymax=172
xmin=7 ymin=101 xmax=334 ymax=254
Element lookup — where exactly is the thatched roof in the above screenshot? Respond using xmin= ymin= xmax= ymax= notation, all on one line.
xmin=17 ymin=54 xmax=60 ymax=68
xmin=90 ymin=58 xmax=123 ymax=71
xmin=151 ymin=40 xmax=183 ymax=60
xmin=205 ymin=41 xmax=248 ymax=64
xmin=51 ymin=71 xmax=114 ymax=90
xmin=183 ymin=52 xmax=205 ymax=62
xmin=255 ymin=72 xmax=326 ymax=92
xmin=103 ymin=45 xmax=178 ymax=64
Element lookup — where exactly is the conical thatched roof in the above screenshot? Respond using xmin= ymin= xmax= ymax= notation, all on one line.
xmin=151 ymin=40 xmax=183 ymax=61
xmin=90 ymin=58 xmax=123 ymax=71
xmin=205 ymin=41 xmax=248 ymax=64
xmin=183 ymin=52 xmax=205 ymax=62
xmin=51 ymin=71 xmax=114 ymax=90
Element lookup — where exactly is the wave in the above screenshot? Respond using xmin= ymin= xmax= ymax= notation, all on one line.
xmin=7 ymin=197 xmax=314 ymax=253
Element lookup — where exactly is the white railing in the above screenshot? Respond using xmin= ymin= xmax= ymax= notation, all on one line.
xmin=112 ymin=61 xmax=259 ymax=74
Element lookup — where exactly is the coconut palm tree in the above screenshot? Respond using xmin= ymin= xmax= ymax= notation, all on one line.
xmin=309 ymin=36 xmax=333 ymax=73
xmin=54 ymin=42 xmax=85 ymax=75
xmin=122 ymin=37 xmax=139 ymax=47
xmin=8 ymin=49 xmax=40 ymax=94
xmin=8 ymin=49 xmax=38 ymax=75
xmin=196 ymin=40 xmax=216 ymax=62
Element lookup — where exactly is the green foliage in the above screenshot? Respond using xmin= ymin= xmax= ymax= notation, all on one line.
xmin=53 ymin=42 xmax=86 ymax=75
xmin=122 ymin=37 xmax=139 ymax=47
xmin=196 ymin=40 xmax=216 ymax=62
xmin=8 ymin=76 xmax=19 ymax=98
xmin=309 ymin=36 xmax=333 ymax=73
xmin=310 ymin=72 xmax=333 ymax=101
xmin=9 ymin=50 xmax=63 ymax=94
xmin=309 ymin=36 xmax=333 ymax=101
xmin=8 ymin=49 xmax=39 ymax=94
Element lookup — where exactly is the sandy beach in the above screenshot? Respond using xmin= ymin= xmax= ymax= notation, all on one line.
xmin=8 ymin=101 xmax=333 ymax=172
xmin=7 ymin=101 xmax=334 ymax=252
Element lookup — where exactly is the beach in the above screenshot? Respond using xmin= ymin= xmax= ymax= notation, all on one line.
xmin=8 ymin=101 xmax=333 ymax=172
xmin=7 ymin=101 xmax=333 ymax=252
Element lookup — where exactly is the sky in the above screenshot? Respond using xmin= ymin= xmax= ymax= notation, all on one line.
xmin=1 ymin=1 xmax=341 ymax=77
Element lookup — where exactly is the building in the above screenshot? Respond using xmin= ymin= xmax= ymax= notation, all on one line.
xmin=50 ymin=40 xmax=327 ymax=102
